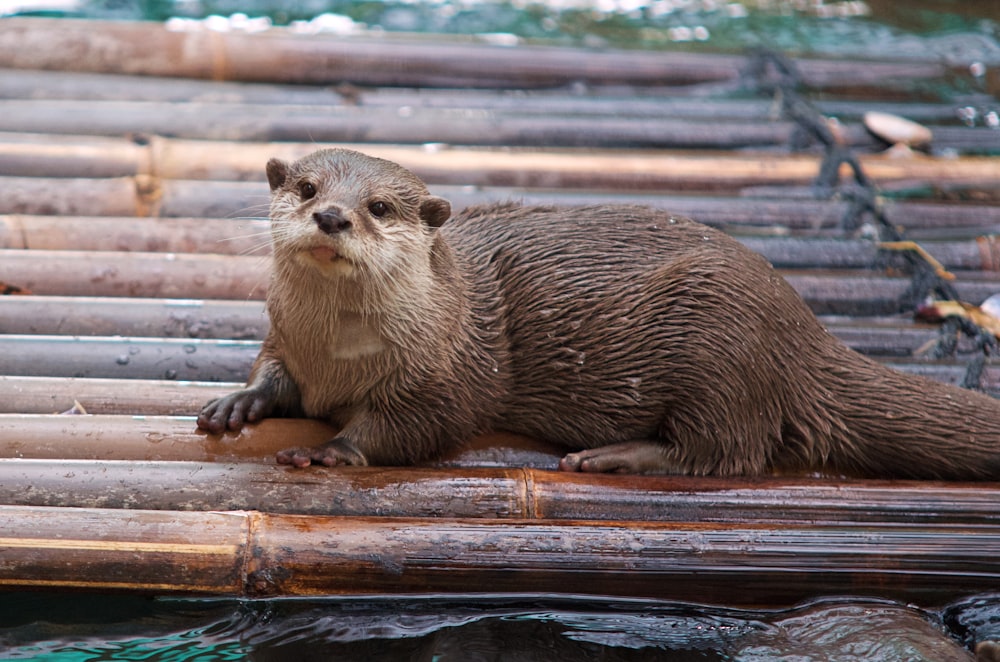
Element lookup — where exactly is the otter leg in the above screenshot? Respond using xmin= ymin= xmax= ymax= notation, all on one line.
xmin=559 ymin=441 xmax=678 ymax=474
xmin=276 ymin=437 xmax=367 ymax=468
xmin=197 ymin=352 xmax=300 ymax=434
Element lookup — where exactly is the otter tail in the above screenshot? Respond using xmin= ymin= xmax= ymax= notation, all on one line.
xmin=809 ymin=346 xmax=1000 ymax=480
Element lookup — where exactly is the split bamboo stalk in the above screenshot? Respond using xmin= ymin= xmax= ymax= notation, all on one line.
xmin=0 ymin=375 xmax=240 ymax=415
xmin=0 ymin=215 xmax=270 ymax=254
xmin=0 ymin=18 xmax=949 ymax=91
xmin=2 ymin=457 xmax=1000 ymax=525
xmin=0 ymin=503 xmax=998 ymax=605
xmin=0 ymin=335 xmax=258 ymax=381
xmin=0 ymin=296 xmax=267 ymax=338
xmin=0 ymin=68 xmax=975 ymax=123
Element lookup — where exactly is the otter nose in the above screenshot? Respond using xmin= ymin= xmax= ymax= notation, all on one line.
xmin=313 ymin=209 xmax=352 ymax=235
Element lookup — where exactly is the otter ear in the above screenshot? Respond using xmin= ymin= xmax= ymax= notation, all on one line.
xmin=266 ymin=158 xmax=289 ymax=192
xmin=419 ymin=196 xmax=451 ymax=228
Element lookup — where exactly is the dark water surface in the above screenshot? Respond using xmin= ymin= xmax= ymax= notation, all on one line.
xmin=3 ymin=592 xmax=1000 ymax=660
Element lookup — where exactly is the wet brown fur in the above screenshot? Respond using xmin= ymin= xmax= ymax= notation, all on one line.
xmin=198 ymin=148 xmax=1000 ymax=479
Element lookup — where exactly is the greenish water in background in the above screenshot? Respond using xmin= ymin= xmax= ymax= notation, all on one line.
xmin=19 ymin=0 xmax=1000 ymax=64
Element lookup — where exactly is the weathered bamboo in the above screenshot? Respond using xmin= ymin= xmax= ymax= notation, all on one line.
xmin=0 ymin=335 xmax=258 ymax=381
xmin=4 ymin=139 xmax=999 ymax=194
xmin=0 ymin=376 xmax=240 ymax=415
xmin=0 ymin=296 xmax=941 ymax=354
xmin=2 ymin=177 xmax=998 ymax=240
xmin=0 ymin=504 xmax=998 ymax=605
xmin=1 ymin=68 xmax=975 ymax=123
xmin=5 ymin=97 xmax=990 ymax=153
xmin=3 ymin=458 xmax=1000 ymax=525
xmin=0 ymin=349 xmax=993 ymax=393
xmin=8 ymin=214 xmax=1000 ymax=272
xmin=0 ymin=249 xmax=266 ymax=299
xmin=0 ymin=415 xmax=335 ymax=461
xmin=4 ymin=250 xmax=999 ymax=310
xmin=0 ymin=18 xmax=949 ymax=91
xmin=0 ymin=295 xmax=267 ymax=338
xmin=0 ymin=215 xmax=270 ymax=254
xmin=31 ymin=98 xmax=996 ymax=153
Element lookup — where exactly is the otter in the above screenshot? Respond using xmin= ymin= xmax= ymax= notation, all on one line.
xmin=197 ymin=148 xmax=1000 ymax=479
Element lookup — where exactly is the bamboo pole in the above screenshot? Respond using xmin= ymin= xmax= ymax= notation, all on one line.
xmin=0 ymin=503 xmax=997 ymax=605
xmin=4 ymin=250 xmax=999 ymax=310
xmin=146 ymin=139 xmax=1000 ymax=189
xmin=8 ymin=213 xmax=1000 ymax=272
xmin=0 ymin=296 xmax=267 ymax=338
xmin=4 ymin=138 xmax=1000 ymax=194
xmin=2 ymin=180 xmax=998 ymax=239
xmin=0 ymin=18 xmax=948 ymax=91
xmin=2 ymin=458 xmax=1000 ymax=524
xmin=4 ymin=98 xmax=993 ymax=153
xmin=0 ymin=376 xmax=240 ymax=415
xmin=0 ymin=249 xmax=266 ymax=299
xmin=0 ymin=297 xmax=942 ymax=356
xmin=0 ymin=335 xmax=258 ymax=381
xmin=0 ymin=68 xmax=974 ymax=123
xmin=0 ymin=215 xmax=270 ymax=254
xmin=0 ymin=415 xmax=336 ymax=461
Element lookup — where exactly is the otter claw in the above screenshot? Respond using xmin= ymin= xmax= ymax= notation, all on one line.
xmin=197 ymin=388 xmax=274 ymax=434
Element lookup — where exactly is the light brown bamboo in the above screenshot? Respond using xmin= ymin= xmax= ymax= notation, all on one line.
xmin=0 ymin=503 xmax=998 ymax=605
xmin=0 ymin=215 xmax=270 ymax=254
xmin=0 ymin=376 xmax=241 ymax=415
xmin=147 ymin=138 xmax=1000 ymax=188
xmin=4 ymin=137 xmax=1000 ymax=194
xmin=0 ymin=295 xmax=267 ymax=338
xmin=0 ymin=249 xmax=267 ymax=299
xmin=0 ymin=415 xmax=335 ymax=461
xmin=0 ymin=18 xmax=948 ymax=90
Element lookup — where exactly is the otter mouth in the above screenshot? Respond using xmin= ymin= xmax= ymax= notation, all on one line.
xmin=307 ymin=246 xmax=340 ymax=263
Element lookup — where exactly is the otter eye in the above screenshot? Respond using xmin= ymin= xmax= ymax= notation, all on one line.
xmin=299 ymin=182 xmax=317 ymax=200
xmin=369 ymin=201 xmax=389 ymax=217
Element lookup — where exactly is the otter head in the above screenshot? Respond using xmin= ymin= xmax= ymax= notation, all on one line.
xmin=265 ymin=148 xmax=451 ymax=282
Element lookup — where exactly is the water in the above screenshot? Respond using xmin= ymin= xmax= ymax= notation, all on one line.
xmin=2 ymin=592 xmax=998 ymax=660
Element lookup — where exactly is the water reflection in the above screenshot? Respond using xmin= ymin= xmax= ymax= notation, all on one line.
xmin=1 ymin=593 xmax=997 ymax=660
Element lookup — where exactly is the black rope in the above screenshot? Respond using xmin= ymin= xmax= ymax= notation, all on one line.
xmin=744 ymin=48 xmax=994 ymax=390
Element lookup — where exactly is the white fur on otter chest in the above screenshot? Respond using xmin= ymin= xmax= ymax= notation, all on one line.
xmin=278 ymin=305 xmax=390 ymax=418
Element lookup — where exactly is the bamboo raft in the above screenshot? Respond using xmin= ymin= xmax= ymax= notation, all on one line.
xmin=2 ymin=17 xmax=1000 ymax=608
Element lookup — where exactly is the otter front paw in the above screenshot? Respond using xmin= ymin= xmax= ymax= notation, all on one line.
xmin=197 ymin=388 xmax=275 ymax=434
xmin=276 ymin=437 xmax=368 ymax=468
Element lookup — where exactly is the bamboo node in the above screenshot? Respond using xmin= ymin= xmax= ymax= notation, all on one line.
xmin=134 ymin=174 xmax=164 ymax=217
